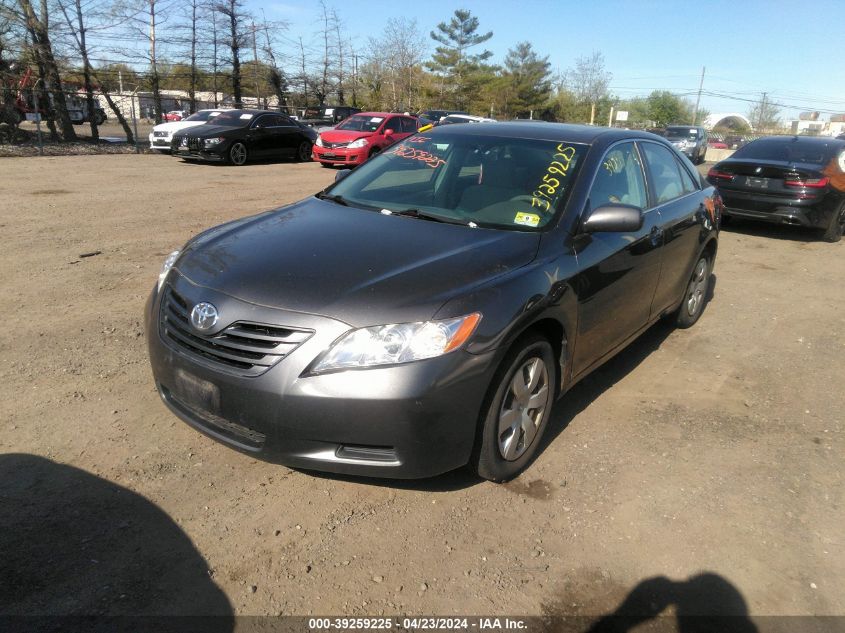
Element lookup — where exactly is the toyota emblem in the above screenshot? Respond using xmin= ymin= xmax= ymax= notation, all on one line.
xmin=190 ymin=302 xmax=219 ymax=331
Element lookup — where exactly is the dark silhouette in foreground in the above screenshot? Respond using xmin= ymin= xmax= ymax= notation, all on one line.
xmin=0 ymin=453 xmax=232 ymax=630
xmin=586 ymin=573 xmax=758 ymax=633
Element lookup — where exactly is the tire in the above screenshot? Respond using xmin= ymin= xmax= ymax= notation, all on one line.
xmin=675 ymin=254 xmax=712 ymax=328
xmin=228 ymin=142 xmax=248 ymax=166
xmin=472 ymin=335 xmax=557 ymax=482
xmin=95 ymin=113 xmax=106 ymax=125
xmin=821 ymin=202 xmax=845 ymax=243
xmin=295 ymin=140 xmax=312 ymax=162
xmin=368 ymin=147 xmax=381 ymax=159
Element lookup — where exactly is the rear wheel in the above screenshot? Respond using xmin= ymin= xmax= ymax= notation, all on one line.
xmin=675 ymin=254 xmax=712 ymax=328
xmin=473 ymin=335 xmax=557 ymax=482
xmin=821 ymin=202 xmax=845 ymax=243
xmin=228 ymin=142 xmax=248 ymax=166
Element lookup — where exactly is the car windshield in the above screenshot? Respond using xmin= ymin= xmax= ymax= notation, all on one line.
xmin=326 ymin=133 xmax=587 ymax=231
xmin=666 ymin=127 xmax=699 ymax=140
xmin=207 ymin=111 xmax=254 ymax=127
xmin=336 ymin=115 xmax=385 ymax=132
xmin=184 ymin=110 xmax=224 ymax=122
xmin=731 ymin=137 xmax=836 ymax=165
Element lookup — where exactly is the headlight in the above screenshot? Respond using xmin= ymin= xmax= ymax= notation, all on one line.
xmin=315 ymin=136 xmax=324 ymax=147
xmin=157 ymin=250 xmax=180 ymax=291
xmin=347 ymin=137 xmax=369 ymax=149
xmin=204 ymin=137 xmax=226 ymax=147
xmin=311 ymin=313 xmax=481 ymax=373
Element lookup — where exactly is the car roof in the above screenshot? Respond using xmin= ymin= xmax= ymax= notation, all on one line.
xmin=425 ymin=121 xmax=665 ymax=145
xmin=351 ymin=112 xmax=407 ymax=117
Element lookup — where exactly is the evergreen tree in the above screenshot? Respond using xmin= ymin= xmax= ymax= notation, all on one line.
xmin=426 ymin=9 xmax=492 ymax=110
xmin=501 ymin=42 xmax=551 ymax=118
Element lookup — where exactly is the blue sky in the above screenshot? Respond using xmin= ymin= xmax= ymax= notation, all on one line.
xmin=257 ymin=0 xmax=845 ymax=121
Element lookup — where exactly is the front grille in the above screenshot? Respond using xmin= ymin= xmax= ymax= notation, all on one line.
xmin=323 ymin=141 xmax=348 ymax=149
xmin=159 ymin=286 xmax=313 ymax=376
xmin=154 ymin=131 xmax=168 ymax=137
xmin=187 ymin=136 xmax=203 ymax=151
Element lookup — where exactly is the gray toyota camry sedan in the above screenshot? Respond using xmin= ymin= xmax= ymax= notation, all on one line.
xmin=146 ymin=122 xmax=721 ymax=481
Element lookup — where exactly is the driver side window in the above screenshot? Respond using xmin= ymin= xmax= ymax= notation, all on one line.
xmin=589 ymin=142 xmax=647 ymax=210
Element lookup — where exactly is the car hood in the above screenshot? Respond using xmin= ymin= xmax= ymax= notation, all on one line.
xmin=320 ymin=129 xmax=375 ymax=143
xmin=175 ymin=198 xmax=540 ymax=326
xmin=179 ymin=123 xmax=242 ymax=138
xmin=153 ymin=120 xmax=208 ymax=134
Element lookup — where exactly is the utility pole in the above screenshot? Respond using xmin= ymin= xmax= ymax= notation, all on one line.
xmin=692 ymin=65 xmax=705 ymax=125
xmin=252 ymin=21 xmax=260 ymax=108
xmin=758 ymin=91 xmax=768 ymax=131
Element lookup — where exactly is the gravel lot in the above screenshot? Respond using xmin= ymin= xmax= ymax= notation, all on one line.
xmin=1 ymin=153 xmax=843 ymax=625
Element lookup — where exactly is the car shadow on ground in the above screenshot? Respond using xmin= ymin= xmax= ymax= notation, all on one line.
xmin=305 ymin=276 xmax=718 ymax=494
xmin=536 ymin=273 xmax=717 ymax=469
xmin=0 ymin=453 xmax=232 ymax=628
xmin=542 ymin=571 xmax=758 ymax=632
xmin=721 ymin=218 xmax=823 ymax=243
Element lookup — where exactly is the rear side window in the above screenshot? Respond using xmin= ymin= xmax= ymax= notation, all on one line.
xmin=641 ymin=143 xmax=689 ymax=204
xmin=732 ymin=138 xmax=834 ymax=165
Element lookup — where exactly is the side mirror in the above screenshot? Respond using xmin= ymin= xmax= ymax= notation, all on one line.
xmin=581 ymin=204 xmax=644 ymax=233
xmin=384 ymin=128 xmax=395 ymax=137
xmin=335 ymin=169 xmax=352 ymax=182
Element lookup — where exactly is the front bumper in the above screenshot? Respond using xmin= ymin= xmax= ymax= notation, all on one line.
xmin=172 ymin=147 xmax=225 ymax=162
xmin=312 ymin=145 xmax=366 ymax=165
xmin=145 ymin=274 xmax=497 ymax=479
xmin=149 ymin=136 xmax=173 ymax=151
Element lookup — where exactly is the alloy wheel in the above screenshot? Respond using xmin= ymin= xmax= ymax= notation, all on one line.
xmin=230 ymin=142 xmax=247 ymax=166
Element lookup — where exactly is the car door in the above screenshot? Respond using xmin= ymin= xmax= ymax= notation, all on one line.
xmin=265 ymin=114 xmax=301 ymax=157
xmin=640 ymin=141 xmax=711 ymax=315
xmin=570 ymin=141 xmax=665 ymax=377
xmin=380 ymin=117 xmax=404 ymax=148
xmin=247 ymin=114 xmax=274 ymax=157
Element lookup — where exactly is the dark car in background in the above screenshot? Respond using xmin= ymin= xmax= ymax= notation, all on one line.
xmin=147 ymin=123 xmax=720 ymax=481
xmin=707 ymin=135 xmax=845 ymax=241
xmin=300 ymin=105 xmax=362 ymax=130
xmin=664 ymin=125 xmax=708 ymax=164
xmin=419 ymin=109 xmax=468 ymax=122
xmin=171 ymin=110 xmax=317 ymax=165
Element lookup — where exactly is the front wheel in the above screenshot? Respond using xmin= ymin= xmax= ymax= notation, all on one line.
xmin=675 ymin=254 xmax=711 ymax=328
xmin=472 ymin=335 xmax=557 ymax=482
xmin=228 ymin=142 xmax=248 ymax=166
xmin=296 ymin=140 xmax=313 ymax=162
xmin=821 ymin=202 xmax=845 ymax=243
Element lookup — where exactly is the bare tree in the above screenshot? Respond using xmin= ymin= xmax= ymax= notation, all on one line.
xmin=17 ymin=0 xmax=77 ymax=138
xmin=110 ymin=0 xmax=175 ymax=123
xmin=214 ymin=0 xmax=249 ymax=107
xmin=565 ymin=51 xmax=611 ymax=113
xmin=56 ymin=0 xmax=106 ymax=139
xmin=259 ymin=13 xmax=287 ymax=110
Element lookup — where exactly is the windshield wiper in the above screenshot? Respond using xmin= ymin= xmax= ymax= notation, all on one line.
xmin=315 ymin=191 xmax=349 ymax=206
xmin=389 ymin=208 xmax=476 ymax=227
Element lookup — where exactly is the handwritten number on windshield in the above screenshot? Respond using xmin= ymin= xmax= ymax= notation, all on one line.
xmin=531 ymin=145 xmax=576 ymax=212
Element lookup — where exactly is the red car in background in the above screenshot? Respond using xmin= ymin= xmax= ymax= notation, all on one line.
xmin=312 ymin=112 xmax=419 ymax=167
xmin=164 ymin=111 xmax=184 ymax=121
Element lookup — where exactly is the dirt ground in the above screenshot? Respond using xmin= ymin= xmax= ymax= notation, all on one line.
xmin=0 ymin=153 xmax=843 ymax=626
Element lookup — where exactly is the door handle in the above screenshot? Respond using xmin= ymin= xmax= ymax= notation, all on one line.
xmin=650 ymin=225 xmax=663 ymax=246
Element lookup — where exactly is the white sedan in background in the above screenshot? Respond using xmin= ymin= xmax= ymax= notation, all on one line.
xmin=148 ymin=109 xmax=231 ymax=152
